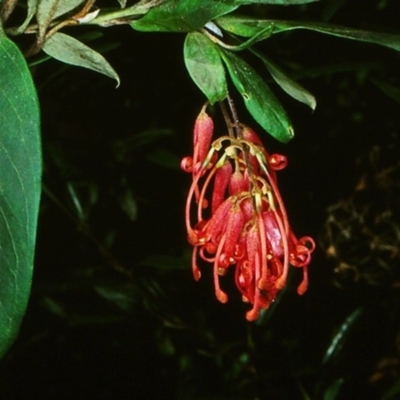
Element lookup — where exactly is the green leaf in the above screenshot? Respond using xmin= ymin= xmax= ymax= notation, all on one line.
xmin=254 ymin=51 xmax=316 ymax=110
xmin=52 ymin=0 xmax=86 ymax=19
xmin=217 ymin=16 xmax=270 ymax=38
xmin=36 ymin=0 xmax=59 ymax=40
xmin=322 ymin=307 xmax=364 ymax=365
xmin=0 ymin=31 xmax=42 ymax=358
xmin=131 ymin=0 xmax=238 ymax=32
xmin=117 ymin=0 xmax=127 ymax=8
xmin=324 ymin=378 xmax=344 ymax=400
xmin=217 ymin=16 xmax=400 ymax=52
xmin=235 ymin=0 xmax=320 ymax=4
xmin=273 ymin=21 xmax=400 ymax=52
xmin=9 ymin=0 xmax=38 ymax=35
xmin=220 ymin=50 xmax=294 ymax=142
xmin=42 ymin=32 xmax=120 ymax=86
xmin=35 ymin=0 xmax=85 ymax=41
xmin=184 ymin=32 xmax=227 ymax=104
xmin=95 ymin=285 xmax=136 ymax=312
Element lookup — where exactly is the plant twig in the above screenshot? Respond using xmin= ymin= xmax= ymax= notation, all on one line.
xmin=0 ymin=0 xmax=18 ymax=23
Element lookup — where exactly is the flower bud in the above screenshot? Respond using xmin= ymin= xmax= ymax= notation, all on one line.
xmin=193 ymin=106 xmax=214 ymax=165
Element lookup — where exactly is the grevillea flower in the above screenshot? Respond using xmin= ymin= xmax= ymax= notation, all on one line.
xmin=182 ymin=106 xmax=315 ymax=321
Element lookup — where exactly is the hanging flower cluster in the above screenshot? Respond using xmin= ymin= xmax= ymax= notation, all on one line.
xmin=181 ymin=105 xmax=315 ymax=321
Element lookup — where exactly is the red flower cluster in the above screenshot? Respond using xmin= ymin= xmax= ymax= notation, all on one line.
xmin=181 ymin=106 xmax=315 ymax=321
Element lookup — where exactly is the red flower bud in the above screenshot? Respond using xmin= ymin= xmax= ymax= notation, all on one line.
xmin=229 ymin=170 xmax=249 ymax=195
xmin=219 ymin=205 xmax=245 ymax=268
xmin=193 ymin=106 xmax=214 ymax=165
xmin=180 ymin=156 xmax=193 ymax=173
xmin=263 ymin=211 xmax=284 ymax=257
xmin=241 ymin=125 xmax=263 ymax=145
xmin=268 ymin=154 xmax=288 ymax=171
xmin=211 ymin=161 xmax=232 ymax=214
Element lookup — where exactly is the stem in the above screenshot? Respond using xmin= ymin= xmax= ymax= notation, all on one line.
xmin=87 ymin=0 xmax=163 ymax=26
xmin=7 ymin=0 xmax=162 ymax=36
xmin=201 ymin=28 xmax=238 ymax=51
xmin=42 ymin=184 xmax=131 ymax=276
xmin=219 ymin=101 xmax=234 ymax=138
xmin=227 ymin=95 xmax=241 ymax=139
xmin=220 ymin=99 xmax=242 ymax=171
xmin=0 ymin=0 xmax=18 ymax=23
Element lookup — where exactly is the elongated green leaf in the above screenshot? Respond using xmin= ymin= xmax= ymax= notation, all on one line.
xmin=235 ymin=0 xmax=320 ymax=4
xmin=53 ymin=0 xmax=86 ymax=19
xmin=131 ymin=0 xmax=238 ymax=32
xmin=43 ymin=32 xmax=120 ymax=86
xmin=0 ymin=31 xmax=41 ymax=358
xmin=184 ymin=32 xmax=227 ymax=104
xmin=217 ymin=16 xmax=274 ymax=38
xmin=322 ymin=307 xmax=363 ymax=365
xmin=36 ymin=0 xmax=85 ymax=25
xmin=95 ymin=285 xmax=135 ymax=312
xmin=10 ymin=0 xmax=38 ymax=35
xmin=217 ymin=16 xmax=400 ymax=52
xmin=36 ymin=0 xmax=59 ymax=39
xmin=220 ymin=50 xmax=293 ymax=142
xmin=36 ymin=0 xmax=85 ymax=40
xmin=324 ymin=378 xmax=344 ymax=400
xmin=117 ymin=0 xmax=127 ymax=8
xmin=255 ymin=51 xmax=316 ymax=110
xmin=274 ymin=21 xmax=400 ymax=52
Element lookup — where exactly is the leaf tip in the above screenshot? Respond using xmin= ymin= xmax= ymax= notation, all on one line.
xmin=310 ymin=98 xmax=317 ymax=111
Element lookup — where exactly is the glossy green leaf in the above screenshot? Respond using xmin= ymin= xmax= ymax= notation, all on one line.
xmin=217 ymin=16 xmax=274 ymax=38
xmin=0 ymin=31 xmax=42 ymax=358
xmin=184 ymin=32 xmax=227 ymax=104
xmin=220 ymin=50 xmax=294 ymax=142
xmin=254 ymin=51 xmax=316 ymax=110
xmin=235 ymin=0 xmax=320 ymax=4
xmin=217 ymin=16 xmax=400 ymax=52
xmin=131 ymin=0 xmax=238 ymax=32
xmin=42 ymin=32 xmax=120 ymax=86
xmin=274 ymin=21 xmax=400 ymax=52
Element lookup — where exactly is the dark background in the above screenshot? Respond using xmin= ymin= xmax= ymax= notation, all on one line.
xmin=1 ymin=0 xmax=400 ymax=399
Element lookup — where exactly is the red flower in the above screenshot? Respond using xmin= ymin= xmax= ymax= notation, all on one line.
xmin=182 ymin=107 xmax=315 ymax=321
